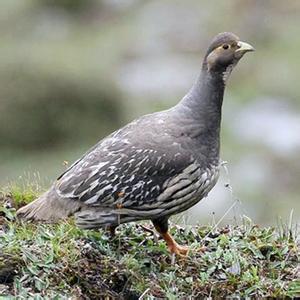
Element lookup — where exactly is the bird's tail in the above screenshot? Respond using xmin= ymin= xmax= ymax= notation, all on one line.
xmin=17 ymin=186 xmax=82 ymax=222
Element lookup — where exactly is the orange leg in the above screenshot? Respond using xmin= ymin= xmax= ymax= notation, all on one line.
xmin=160 ymin=231 xmax=189 ymax=256
xmin=153 ymin=220 xmax=189 ymax=256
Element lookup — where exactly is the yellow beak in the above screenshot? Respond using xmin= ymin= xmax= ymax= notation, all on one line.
xmin=236 ymin=41 xmax=255 ymax=53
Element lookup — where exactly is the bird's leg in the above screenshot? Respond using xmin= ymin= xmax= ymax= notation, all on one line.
xmin=152 ymin=218 xmax=189 ymax=256
xmin=106 ymin=225 xmax=117 ymax=238
xmin=140 ymin=224 xmax=156 ymax=235
xmin=160 ymin=231 xmax=189 ymax=256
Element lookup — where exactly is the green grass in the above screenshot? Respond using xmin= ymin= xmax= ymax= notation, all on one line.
xmin=0 ymin=186 xmax=299 ymax=299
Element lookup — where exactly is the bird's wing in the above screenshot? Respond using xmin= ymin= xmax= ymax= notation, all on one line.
xmin=54 ymin=120 xmax=194 ymax=210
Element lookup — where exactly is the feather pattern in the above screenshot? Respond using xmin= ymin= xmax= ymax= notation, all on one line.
xmin=17 ymin=32 xmax=254 ymax=232
xmin=54 ymin=110 xmax=221 ymax=227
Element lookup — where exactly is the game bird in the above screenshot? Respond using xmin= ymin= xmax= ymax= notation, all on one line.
xmin=17 ymin=32 xmax=254 ymax=255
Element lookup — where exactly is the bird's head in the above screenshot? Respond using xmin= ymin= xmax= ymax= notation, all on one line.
xmin=204 ymin=32 xmax=254 ymax=83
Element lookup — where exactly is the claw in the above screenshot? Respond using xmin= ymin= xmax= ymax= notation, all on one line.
xmin=168 ymin=242 xmax=189 ymax=257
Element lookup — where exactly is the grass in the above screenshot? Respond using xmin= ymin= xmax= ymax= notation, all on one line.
xmin=0 ymin=185 xmax=299 ymax=299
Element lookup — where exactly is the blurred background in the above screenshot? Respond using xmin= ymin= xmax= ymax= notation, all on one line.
xmin=0 ymin=0 xmax=299 ymax=226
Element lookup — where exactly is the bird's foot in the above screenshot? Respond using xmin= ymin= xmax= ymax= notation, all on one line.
xmin=140 ymin=224 xmax=156 ymax=235
xmin=169 ymin=244 xmax=207 ymax=256
xmin=160 ymin=232 xmax=189 ymax=257
xmin=168 ymin=242 xmax=189 ymax=257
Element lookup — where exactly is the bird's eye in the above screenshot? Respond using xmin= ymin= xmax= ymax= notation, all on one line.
xmin=222 ymin=44 xmax=229 ymax=50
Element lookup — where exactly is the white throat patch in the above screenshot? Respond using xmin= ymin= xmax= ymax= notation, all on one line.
xmin=222 ymin=64 xmax=234 ymax=84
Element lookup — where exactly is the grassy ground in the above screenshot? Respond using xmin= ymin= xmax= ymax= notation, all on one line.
xmin=0 ymin=185 xmax=299 ymax=299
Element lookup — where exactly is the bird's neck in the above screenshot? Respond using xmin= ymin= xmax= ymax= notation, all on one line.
xmin=177 ymin=67 xmax=225 ymax=134
xmin=172 ymin=66 xmax=225 ymax=165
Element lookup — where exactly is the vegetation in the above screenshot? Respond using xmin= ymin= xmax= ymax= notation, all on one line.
xmin=0 ymin=185 xmax=299 ymax=299
xmin=0 ymin=4 xmax=299 ymax=298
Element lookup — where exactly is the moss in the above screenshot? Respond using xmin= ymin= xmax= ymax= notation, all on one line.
xmin=0 ymin=186 xmax=299 ymax=298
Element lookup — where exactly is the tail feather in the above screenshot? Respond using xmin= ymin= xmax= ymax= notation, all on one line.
xmin=17 ymin=186 xmax=82 ymax=222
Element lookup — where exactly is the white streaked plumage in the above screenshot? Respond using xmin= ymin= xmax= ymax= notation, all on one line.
xmin=17 ymin=32 xmax=254 ymax=232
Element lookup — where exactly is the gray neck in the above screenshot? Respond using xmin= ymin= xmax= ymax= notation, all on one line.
xmin=175 ymin=67 xmax=225 ymax=135
xmin=172 ymin=66 xmax=225 ymax=164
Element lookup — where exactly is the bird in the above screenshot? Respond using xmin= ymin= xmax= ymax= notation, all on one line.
xmin=17 ymin=32 xmax=254 ymax=256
